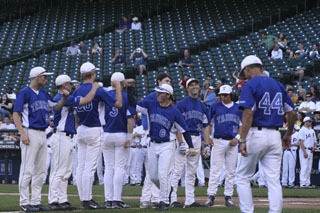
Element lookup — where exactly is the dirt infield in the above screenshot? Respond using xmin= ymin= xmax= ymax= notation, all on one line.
xmin=161 ymin=196 xmax=320 ymax=209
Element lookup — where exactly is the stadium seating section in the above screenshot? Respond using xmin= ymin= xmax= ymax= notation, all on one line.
xmin=0 ymin=0 xmax=318 ymax=101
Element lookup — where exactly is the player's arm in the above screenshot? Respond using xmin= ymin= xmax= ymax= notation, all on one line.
xmin=113 ymin=81 xmax=123 ymax=108
xmin=239 ymin=108 xmax=253 ymax=157
xmin=78 ymin=82 xmax=100 ymax=105
xmin=202 ymin=125 xmax=213 ymax=146
xmin=299 ymin=139 xmax=308 ymax=158
xmin=52 ymin=90 xmax=70 ymax=111
xmin=125 ymin=117 xmax=135 ymax=148
xmin=13 ymin=112 xmax=29 ymax=145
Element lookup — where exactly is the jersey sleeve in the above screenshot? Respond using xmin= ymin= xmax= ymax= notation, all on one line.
xmin=127 ymin=105 xmax=136 ymax=119
xmin=173 ymin=108 xmax=188 ymax=134
xmin=208 ymin=103 xmax=217 ymax=125
xmin=98 ymin=88 xmax=117 ymax=107
xmin=136 ymin=100 xmax=149 ymax=115
xmin=238 ymin=83 xmax=256 ymax=110
xmin=279 ymin=83 xmax=294 ymax=112
xmin=13 ymin=90 xmax=27 ymax=112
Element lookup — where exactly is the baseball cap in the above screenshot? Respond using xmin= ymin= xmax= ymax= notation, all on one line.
xmin=306 ymin=93 xmax=312 ymax=98
xmin=132 ymin=17 xmax=138 ymax=21
xmin=186 ymin=78 xmax=199 ymax=87
xmin=55 ymin=74 xmax=72 ymax=86
xmin=111 ymin=72 xmax=125 ymax=82
xmin=215 ymin=80 xmax=222 ymax=85
xmin=294 ymin=124 xmax=300 ymax=131
xmin=80 ymin=62 xmax=100 ymax=74
xmin=294 ymin=50 xmax=301 ymax=54
xmin=136 ymin=48 xmax=142 ymax=53
xmin=303 ymin=117 xmax=312 ymax=122
xmin=209 ymin=86 xmax=214 ymax=90
xmin=154 ymin=84 xmax=173 ymax=95
xmin=71 ymin=80 xmax=80 ymax=84
xmin=240 ymin=55 xmax=263 ymax=72
xmin=29 ymin=67 xmax=53 ymax=79
xmin=218 ymin=85 xmax=232 ymax=94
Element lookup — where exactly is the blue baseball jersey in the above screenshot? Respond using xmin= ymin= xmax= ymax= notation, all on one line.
xmin=103 ymin=90 xmax=135 ymax=133
xmin=14 ymin=86 xmax=56 ymax=129
xmin=176 ymin=96 xmax=209 ymax=133
xmin=239 ymin=76 xmax=294 ymax=127
xmin=210 ymin=102 xmax=242 ymax=139
xmin=73 ymin=83 xmax=116 ymax=127
xmin=141 ymin=91 xmax=157 ymax=130
xmin=53 ymin=93 xmax=82 ymax=134
xmin=137 ymin=100 xmax=188 ymax=142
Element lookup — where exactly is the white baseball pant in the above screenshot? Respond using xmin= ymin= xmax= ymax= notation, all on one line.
xmin=207 ymin=139 xmax=237 ymax=197
xmin=131 ymin=146 xmax=147 ymax=184
xmin=19 ymin=128 xmax=47 ymax=206
xmin=43 ymin=141 xmax=52 ymax=184
xmin=148 ymin=141 xmax=175 ymax=204
xmin=281 ymin=149 xmax=297 ymax=186
xmin=236 ymin=128 xmax=283 ymax=213
xmin=96 ymin=153 xmax=104 ymax=185
xmin=299 ymin=149 xmax=313 ymax=187
xmin=48 ymin=132 xmax=74 ymax=204
xmin=197 ymin=155 xmax=205 ymax=186
xmin=102 ymin=132 xmax=129 ymax=202
xmin=71 ymin=135 xmax=78 ymax=185
xmin=76 ymin=126 xmax=102 ymax=201
xmin=140 ymin=146 xmax=160 ymax=203
xmin=171 ymin=135 xmax=202 ymax=205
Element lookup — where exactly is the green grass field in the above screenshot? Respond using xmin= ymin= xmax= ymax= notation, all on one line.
xmin=0 ymin=184 xmax=319 ymax=212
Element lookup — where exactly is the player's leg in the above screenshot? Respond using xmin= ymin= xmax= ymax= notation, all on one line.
xmin=197 ymin=155 xmax=205 ymax=186
xmin=299 ymin=149 xmax=307 ymax=187
xmin=48 ymin=134 xmax=61 ymax=204
xmin=30 ymin=130 xmax=47 ymax=206
xmin=134 ymin=148 xmax=145 ymax=185
xmin=207 ymin=139 xmax=227 ymax=198
xmin=236 ymin=129 xmax=262 ymax=213
xmin=76 ymin=132 xmax=86 ymax=201
xmin=288 ymin=151 xmax=296 ymax=187
xmin=147 ymin=143 xmax=160 ymax=187
xmin=170 ymin=141 xmax=186 ymax=206
xmin=281 ymin=151 xmax=289 ymax=186
xmin=80 ymin=127 xmax=102 ymax=201
xmin=260 ymin=130 xmax=283 ymax=213
xmin=224 ymin=145 xmax=237 ymax=198
xmin=102 ymin=133 xmax=115 ymax=203
xmin=305 ymin=152 xmax=313 ymax=186
xmin=113 ymin=133 xmax=130 ymax=204
xmin=157 ymin=142 xmax=175 ymax=205
xmin=185 ymin=135 xmax=201 ymax=206
xmin=130 ymin=147 xmax=138 ymax=185
xmin=96 ymin=153 xmax=104 ymax=185
xmin=71 ymin=135 xmax=78 ymax=185
xmin=19 ymin=129 xmax=41 ymax=206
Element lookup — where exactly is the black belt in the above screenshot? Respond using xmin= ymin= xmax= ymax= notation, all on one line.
xmin=254 ymin=126 xmax=279 ymax=131
xmin=151 ymin=140 xmax=166 ymax=144
xmin=53 ymin=129 xmax=74 ymax=139
xmin=142 ymin=146 xmax=147 ymax=148
xmin=47 ymin=145 xmax=51 ymax=148
xmin=189 ymin=132 xmax=200 ymax=136
xmin=26 ymin=127 xmax=46 ymax=132
xmin=131 ymin=146 xmax=136 ymax=148
xmin=306 ymin=147 xmax=313 ymax=150
xmin=215 ymin=136 xmax=233 ymax=140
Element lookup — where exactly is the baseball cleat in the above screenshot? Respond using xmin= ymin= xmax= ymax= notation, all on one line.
xmin=184 ymin=202 xmax=204 ymax=208
xmin=59 ymin=202 xmax=76 ymax=210
xmin=81 ymin=199 xmax=101 ymax=209
xmin=20 ymin=205 xmax=39 ymax=212
xmin=204 ymin=195 xmax=215 ymax=207
xmin=48 ymin=202 xmax=62 ymax=210
xmin=155 ymin=201 xmax=170 ymax=211
xmin=112 ymin=201 xmax=130 ymax=208
xmin=104 ymin=201 xmax=112 ymax=209
xmin=170 ymin=201 xmax=183 ymax=208
xmin=225 ymin=196 xmax=235 ymax=207
xmin=31 ymin=204 xmax=51 ymax=211
xmin=140 ymin=201 xmax=153 ymax=208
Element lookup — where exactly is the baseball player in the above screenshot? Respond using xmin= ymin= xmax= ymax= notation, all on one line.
xmin=102 ymin=72 xmax=135 ymax=209
xmin=48 ymin=74 xmax=100 ymax=210
xmin=298 ymin=116 xmax=317 ymax=188
xmin=236 ymin=55 xmax=296 ymax=213
xmin=170 ymin=78 xmax=212 ymax=208
xmin=73 ymin=62 xmax=123 ymax=209
xmin=13 ymin=67 xmax=70 ymax=212
xmin=136 ymin=84 xmax=196 ymax=211
xmin=205 ymin=85 xmax=242 ymax=207
xmin=43 ymin=117 xmax=54 ymax=184
xmin=281 ymin=125 xmax=300 ymax=188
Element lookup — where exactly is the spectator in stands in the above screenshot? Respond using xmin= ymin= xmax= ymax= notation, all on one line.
xmin=0 ymin=115 xmax=16 ymax=137
xmin=288 ymin=51 xmax=306 ymax=82
xmin=271 ymin=43 xmax=283 ymax=60
xmin=5 ymin=86 xmax=16 ymax=101
xmin=308 ymin=43 xmax=320 ymax=61
xmin=118 ymin=16 xmax=131 ymax=32
xmin=179 ymin=48 xmax=194 ymax=68
xmin=91 ymin=42 xmax=103 ymax=55
xmin=205 ymin=74 xmax=213 ymax=86
xmin=78 ymin=41 xmax=89 ymax=55
xmin=201 ymin=81 xmax=210 ymax=101
xmin=66 ymin=41 xmax=79 ymax=56
xmin=287 ymin=88 xmax=298 ymax=105
xmin=0 ymin=94 xmax=13 ymax=121
xmin=214 ymin=80 xmax=222 ymax=95
xmin=298 ymin=92 xmax=316 ymax=115
xmin=131 ymin=17 xmax=141 ymax=30
xmin=110 ymin=48 xmax=126 ymax=66
xmin=130 ymin=47 xmax=148 ymax=75
xmin=178 ymin=75 xmax=189 ymax=89
xmin=260 ymin=31 xmax=276 ymax=56
xmin=310 ymin=85 xmax=320 ymax=103
xmin=289 ymin=42 xmax=307 ymax=59
xmin=297 ymin=86 xmax=306 ymax=105
xmin=277 ymin=32 xmax=288 ymax=51
xmin=204 ymin=86 xmax=216 ymax=106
